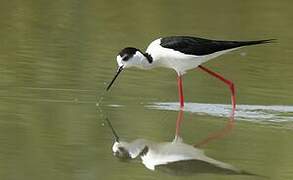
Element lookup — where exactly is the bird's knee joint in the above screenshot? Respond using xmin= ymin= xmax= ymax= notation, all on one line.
xmin=227 ymin=81 xmax=235 ymax=91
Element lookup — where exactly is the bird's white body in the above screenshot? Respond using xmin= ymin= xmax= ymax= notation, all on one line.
xmin=117 ymin=38 xmax=238 ymax=75
xmin=146 ymin=38 xmax=239 ymax=75
xmin=112 ymin=137 xmax=240 ymax=172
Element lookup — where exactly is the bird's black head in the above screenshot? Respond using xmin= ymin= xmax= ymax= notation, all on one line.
xmin=106 ymin=47 xmax=142 ymax=91
xmin=106 ymin=47 xmax=152 ymax=91
xmin=118 ymin=47 xmax=140 ymax=62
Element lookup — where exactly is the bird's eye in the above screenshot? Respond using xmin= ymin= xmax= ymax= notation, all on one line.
xmin=122 ymin=55 xmax=130 ymax=61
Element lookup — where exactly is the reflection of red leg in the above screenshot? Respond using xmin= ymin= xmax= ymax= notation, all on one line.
xmin=194 ymin=110 xmax=235 ymax=147
xmin=193 ymin=65 xmax=236 ymax=147
xmin=177 ymin=75 xmax=184 ymax=109
xmin=175 ymin=110 xmax=184 ymax=137
xmin=198 ymin=65 xmax=236 ymax=111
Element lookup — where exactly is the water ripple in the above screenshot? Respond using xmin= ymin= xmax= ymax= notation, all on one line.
xmin=147 ymin=102 xmax=293 ymax=122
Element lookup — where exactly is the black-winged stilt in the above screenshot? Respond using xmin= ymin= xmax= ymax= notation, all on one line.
xmin=106 ymin=36 xmax=273 ymax=109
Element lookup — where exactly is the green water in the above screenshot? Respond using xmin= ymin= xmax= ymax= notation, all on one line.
xmin=1 ymin=0 xmax=293 ymax=179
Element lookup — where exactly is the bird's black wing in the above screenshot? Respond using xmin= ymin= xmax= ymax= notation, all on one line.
xmin=160 ymin=36 xmax=273 ymax=56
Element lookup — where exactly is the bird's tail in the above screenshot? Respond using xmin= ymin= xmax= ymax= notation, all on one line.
xmin=241 ymin=39 xmax=276 ymax=46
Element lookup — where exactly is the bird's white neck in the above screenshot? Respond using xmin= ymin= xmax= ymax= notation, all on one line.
xmin=119 ymin=51 xmax=154 ymax=70
xmin=133 ymin=51 xmax=154 ymax=69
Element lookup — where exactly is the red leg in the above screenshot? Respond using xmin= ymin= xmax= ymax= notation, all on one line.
xmin=193 ymin=65 xmax=236 ymax=147
xmin=198 ymin=65 xmax=236 ymax=111
xmin=177 ymin=75 xmax=184 ymax=109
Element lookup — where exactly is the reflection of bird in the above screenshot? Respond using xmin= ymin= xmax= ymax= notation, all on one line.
xmin=106 ymin=36 xmax=273 ymax=108
xmin=112 ymin=137 xmax=254 ymax=176
xmin=105 ymin=118 xmax=253 ymax=176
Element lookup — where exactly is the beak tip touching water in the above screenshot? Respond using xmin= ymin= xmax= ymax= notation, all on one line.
xmin=106 ymin=66 xmax=124 ymax=91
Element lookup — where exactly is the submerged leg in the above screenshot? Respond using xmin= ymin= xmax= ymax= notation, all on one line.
xmin=177 ymin=75 xmax=184 ymax=108
xmin=198 ymin=65 xmax=236 ymax=111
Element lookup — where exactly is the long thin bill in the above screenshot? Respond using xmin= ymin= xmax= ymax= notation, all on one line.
xmin=106 ymin=66 xmax=123 ymax=91
xmin=105 ymin=118 xmax=120 ymax=142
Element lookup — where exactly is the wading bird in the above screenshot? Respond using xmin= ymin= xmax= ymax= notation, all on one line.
xmin=107 ymin=36 xmax=273 ymax=109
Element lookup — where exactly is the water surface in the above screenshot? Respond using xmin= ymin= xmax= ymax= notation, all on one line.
xmin=1 ymin=0 xmax=293 ymax=180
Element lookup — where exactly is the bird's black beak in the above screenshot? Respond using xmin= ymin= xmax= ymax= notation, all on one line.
xmin=106 ymin=66 xmax=124 ymax=91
